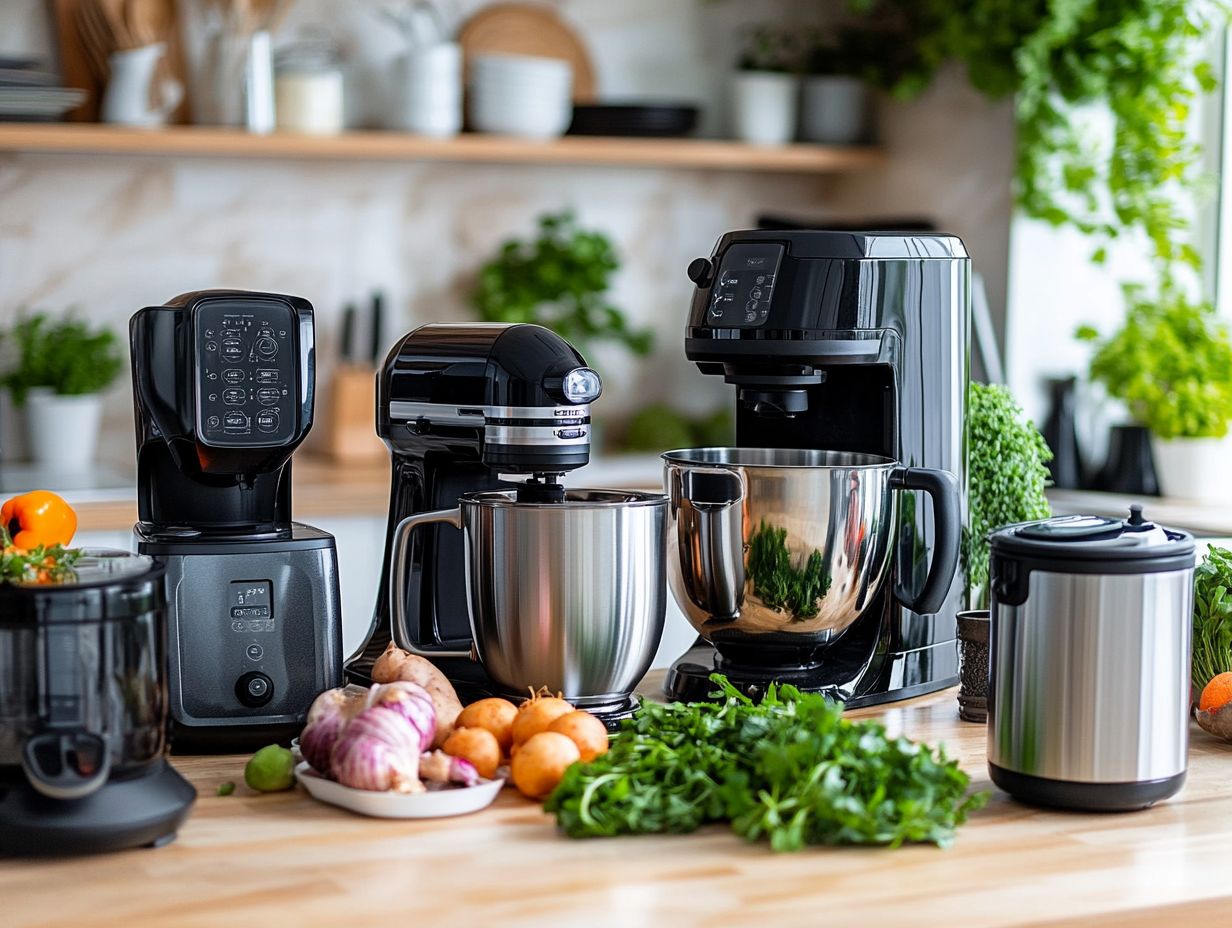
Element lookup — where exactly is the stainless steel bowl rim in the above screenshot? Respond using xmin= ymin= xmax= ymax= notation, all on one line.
xmin=461 ymin=488 xmax=667 ymax=509
xmin=662 ymin=447 xmax=898 ymax=470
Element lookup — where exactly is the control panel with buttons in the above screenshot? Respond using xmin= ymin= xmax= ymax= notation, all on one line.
xmin=195 ymin=302 xmax=298 ymax=446
xmin=705 ymin=243 xmax=785 ymax=328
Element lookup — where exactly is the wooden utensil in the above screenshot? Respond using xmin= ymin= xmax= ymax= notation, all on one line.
xmin=51 ymin=0 xmax=101 ymax=120
xmin=459 ymin=2 xmax=596 ymax=102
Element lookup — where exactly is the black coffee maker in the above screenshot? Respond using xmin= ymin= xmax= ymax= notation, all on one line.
xmin=131 ymin=289 xmax=343 ymax=750
xmin=667 ymin=230 xmax=969 ymax=707
xmin=348 ymin=323 xmax=601 ymax=696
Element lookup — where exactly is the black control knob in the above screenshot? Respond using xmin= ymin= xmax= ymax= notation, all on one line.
xmin=687 ymin=257 xmax=713 ymax=287
xmin=236 ymin=671 xmax=274 ymax=708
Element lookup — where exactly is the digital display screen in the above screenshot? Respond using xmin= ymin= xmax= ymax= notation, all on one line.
xmin=229 ymin=580 xmax=274 ymax=632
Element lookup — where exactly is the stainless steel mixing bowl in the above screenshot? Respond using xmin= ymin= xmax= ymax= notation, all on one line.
xmin=389 ymin=488 xmax=667 ymax=707
xmin=662 ymin=448 xmax=960 ymax=657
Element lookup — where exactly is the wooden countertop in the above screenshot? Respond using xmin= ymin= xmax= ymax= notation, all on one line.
xmin=5 ymin=675 xmax=1232 ymax=927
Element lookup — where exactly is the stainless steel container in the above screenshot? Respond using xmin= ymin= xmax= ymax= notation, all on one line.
xmin=389 ymin=488 xmax=667 ymax=707
xmin=662 ymin=448 xmax=960 ymax=661
xmin=988 ymin=507 xmax=1195 ymax=811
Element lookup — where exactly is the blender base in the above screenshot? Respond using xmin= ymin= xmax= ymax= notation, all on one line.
xmin=0 ymin=759 xmax=195 ymax=856
xmin=664 ymin=638 xmax=959 ymax=709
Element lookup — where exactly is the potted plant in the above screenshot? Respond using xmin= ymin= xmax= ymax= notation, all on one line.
xmin=959 ymin=381 xmax=1053 ymax=721
xmin=471 ymin=210 xmax=653 ymax=361
xmin=0 ymin=313 xmax=124 ymax=472
xmin=798 ymin=27 xmax=878 ymax=145
xmin=731 ymin=26 xmax=801 ymax=145
xmin=1077 ymin=282 xmax=1232 ymax=501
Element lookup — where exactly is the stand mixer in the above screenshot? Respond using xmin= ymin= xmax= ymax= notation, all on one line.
xmin=350 ymin=323 xmax=665 ymax=721
xmin=665 ymin=230 xmax=969 ymax=707
xmin=131 ymin=289 xmax=344 ymax=750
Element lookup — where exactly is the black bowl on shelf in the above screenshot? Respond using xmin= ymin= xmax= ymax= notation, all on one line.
xmin=568 ymin=102 xmax=700 ymax=138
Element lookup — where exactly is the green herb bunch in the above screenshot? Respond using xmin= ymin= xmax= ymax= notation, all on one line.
xmin=546 ymin=675 xmax=987 ymax=851
xmin=471 ymin=211 xmax=653 ymax=358
xmin=0 ymin=312 xmax=124 ymax=403
xmin=0 ymin=525 xmax=80 ymax=584
xmin=1076 ymin=282 xmax=1232 ymax=439
xmin=747 ymin=522 xmax=829 ymax=618
xmin=966 ymin=382 xmax=1052 ymax=610
xmin=1192 ymin=545 xmax=1232 ymax=693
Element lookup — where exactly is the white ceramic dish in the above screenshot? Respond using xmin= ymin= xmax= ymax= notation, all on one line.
xmin=295 ymin=762 xmax=505 ymax=818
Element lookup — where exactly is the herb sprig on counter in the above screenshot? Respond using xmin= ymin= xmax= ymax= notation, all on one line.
xmin=1193 ymin=545 xmax=1232 ymax=694
xmin=545 ymin=676 xmax=986 ymax=851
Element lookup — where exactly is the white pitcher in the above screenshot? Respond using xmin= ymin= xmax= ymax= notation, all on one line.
xmin=102 ymin=43 xmax=183 ymax=127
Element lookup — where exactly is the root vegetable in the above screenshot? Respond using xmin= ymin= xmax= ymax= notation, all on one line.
xmin=548 ymin=710 xmax=609 ymax=763
xmin=456 ymin=697 xmax=518 ymax=754
xmin=442 ymin=726 xmax=502 ymax=780
xmin=372 ymin=642 xmax=462 ymax=747
xmin=511 ymin=731 xmax=580 ymax=799
xmin=300 ymin=688 xmax=368 ymax=772
xmin=330 ymin=704 xmax=425 ymax=792
xmin=511 ymin=696 xmax=574 ymax=747
xmin=420 ymin=750 xmax=481 ymax=787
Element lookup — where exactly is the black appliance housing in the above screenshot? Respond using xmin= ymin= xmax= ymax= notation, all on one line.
xmin=349 ymin=323 xmax=600 ymax=697
xmin=668 ymin=230 xmax=970 ymax=707
xmin=0 ymin=551 xmax=195 ymax=855
xmin=131 ymin=290 xmax=343 ymax=751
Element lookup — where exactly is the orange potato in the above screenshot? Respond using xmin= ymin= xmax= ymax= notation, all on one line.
xmin=456 ymin=698 xmax=518 ymax=754
xmin=511 ymin=731 xmax=580 ymax=799
xmin=511 ymin=696 xmax=573 ymax=747
xmin=441 ymin=726 xmax=501 ymax=780
xmin=548 ymin=710 xmax=609 ymax=763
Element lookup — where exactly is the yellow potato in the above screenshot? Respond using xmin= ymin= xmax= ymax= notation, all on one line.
xmin=511 ymin=696 xmax=573 ymax=747
xmin=548 ymin=710 xmax=609 ymax=763
xmin=441 ymin=727 xmax=501 ymax=780
xmin=456 ymin=698 xmax=518 ymax=755
xmin=511 ymin=731 xmax=580 ymax=799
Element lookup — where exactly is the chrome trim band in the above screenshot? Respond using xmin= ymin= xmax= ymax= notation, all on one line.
xmin=388 ymin=400 xmax=591 ymax=425
xmin=486 ymin=424 xmax=590 ymax=446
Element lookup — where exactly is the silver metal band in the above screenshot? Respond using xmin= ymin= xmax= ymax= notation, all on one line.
xmin=388 ymin=400 xmax=591 ymax=425
xmin=486 ymin=424 xmax=590 ymax=447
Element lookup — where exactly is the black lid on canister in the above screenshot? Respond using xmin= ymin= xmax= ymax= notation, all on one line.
xmin=0 ymin=549 xmax=166 ymax=624
xmin=989 ymin=506 xmax=1195 ymax=575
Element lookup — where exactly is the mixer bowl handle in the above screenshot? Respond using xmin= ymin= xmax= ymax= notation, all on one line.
xmin=389 ymin=507 xmax=475 ymax=661
xmin=888 ymin=466 xmax=961 ymax=615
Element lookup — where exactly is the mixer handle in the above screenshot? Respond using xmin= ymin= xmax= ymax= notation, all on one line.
xmin=389 ymin=507 xmax=476 ymax=661
xmin=889 ymin=466 xmax=961 ymax=615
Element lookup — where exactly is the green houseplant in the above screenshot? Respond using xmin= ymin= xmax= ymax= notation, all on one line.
xmin=732 ymin=26 xmax=803 ymax=145
xmin=1076 ymin=282 xmax=1232 ymax=499
xmin=471 ymin=211 xmax=653 ymax=359
xmin=965 ymin=382 xmax=1054 ymax=611
xmin=0 ymin=312 xmax=124 ymax=471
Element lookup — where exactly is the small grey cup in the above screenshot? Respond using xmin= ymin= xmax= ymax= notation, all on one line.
xmin=956 ymin=609 xmax=990 ymax=722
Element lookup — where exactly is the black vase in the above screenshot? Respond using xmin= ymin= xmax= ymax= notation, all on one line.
xmin=1093 ymin=424 xmax=1160 ymax=496
xmin=1040 ymin=376 xmax=1082 ymax=489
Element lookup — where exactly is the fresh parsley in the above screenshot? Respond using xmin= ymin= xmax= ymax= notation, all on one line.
xmin=1193 ymin=545 xmax=1232 ymax=693
xmin=545 ymin=676 xmax=987 ymax=851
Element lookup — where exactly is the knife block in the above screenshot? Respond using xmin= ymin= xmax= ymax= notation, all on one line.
xmin=326 ymin=365 xmax=384 ymax=462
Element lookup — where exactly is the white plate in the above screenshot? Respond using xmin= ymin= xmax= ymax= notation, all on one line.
xmin=295 ymin=762 xmax=505 ymax=819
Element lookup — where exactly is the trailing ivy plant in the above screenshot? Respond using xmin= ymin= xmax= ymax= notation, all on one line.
xmin=966 ymin=382 xmax=1053 ymax=611
xmin=471 ymin=211 xmax=653 ymax=358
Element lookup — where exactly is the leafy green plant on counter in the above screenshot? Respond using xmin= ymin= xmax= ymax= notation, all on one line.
xmin=747 ymin=522 xmax=829 ymax=619
xmin=1076 ymin=282 xmax=1232 ymax=439
xmin=545 ymin=674 xmax=987 ymax=850
xmin=471 ymin=211 xmax=653 ymax=359
xmin=0 ymin=312 xmax=124 ymax=403
xmin=966 ymin=382 xmax=1052 ymax=610
xmin=621 ymin=403 xmax=733 ymax=453
xmin=1192 ymin=545 xmax=1232 ymax=693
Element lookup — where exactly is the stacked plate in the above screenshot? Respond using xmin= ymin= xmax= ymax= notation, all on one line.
xmin=468 ymin=53 xmax=572 ymax=140
xmin=0 ymin=57 xmax=84 ymax=121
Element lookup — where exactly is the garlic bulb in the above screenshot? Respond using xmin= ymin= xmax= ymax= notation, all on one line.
xmin=330 ymin=704 xmax=425 ymax=792
xmin=300 ymin=688 xmax=365 ymax=773
xmin=371 ymin=680 xmax=437 ymax=747
xmin=420 ymin=750 xmax=481 ymax=787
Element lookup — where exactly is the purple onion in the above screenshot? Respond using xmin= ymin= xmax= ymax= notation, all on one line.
xmin=329 ymin=704 xmax=426 ymax=793
xmin=300 ymin=689 xmax=362 ymax=773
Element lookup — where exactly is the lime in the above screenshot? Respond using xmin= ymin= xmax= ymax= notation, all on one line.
xmin=244 ymin=744 xmax=296 ymax=792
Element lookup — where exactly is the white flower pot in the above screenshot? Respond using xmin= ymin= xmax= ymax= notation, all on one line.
xmin=24 ymin=389 xmax=104 ymax=473
xmin=1151 ymin=435 xmax=1232 ymax=502
xmin=0 ymin=388 xmax=28 ymax=462
xmin=731 ymin=71 xmax=799 ymax=145
xmin=799 ymin=75 xmax=869 ymax=144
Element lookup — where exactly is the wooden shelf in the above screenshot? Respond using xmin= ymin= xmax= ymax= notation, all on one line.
xmin=0 ymin=123 xmax=883 ymax=174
